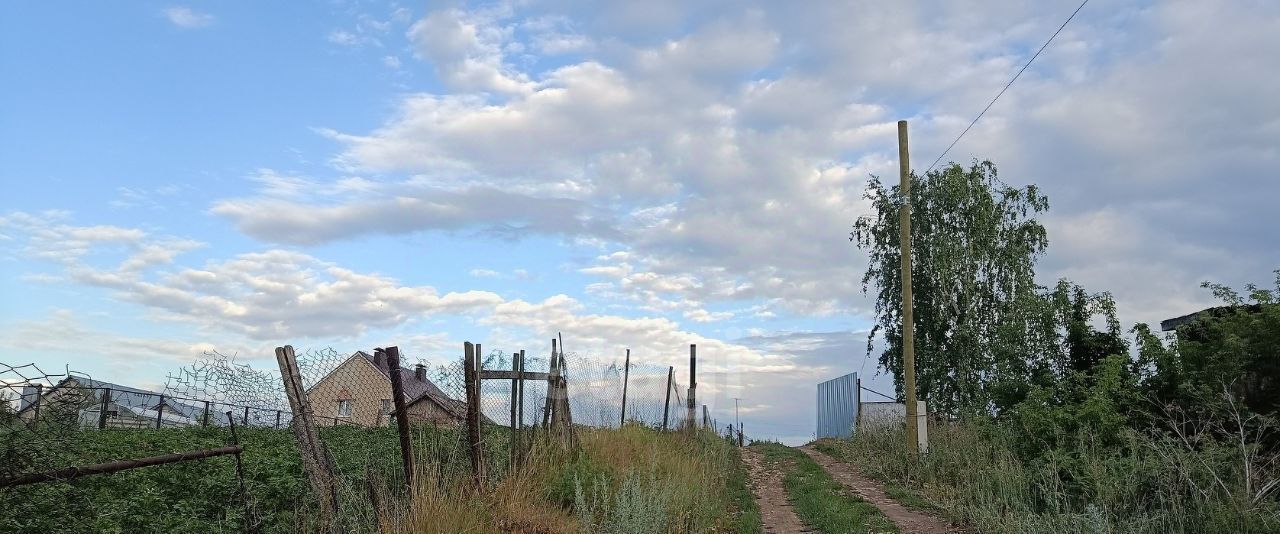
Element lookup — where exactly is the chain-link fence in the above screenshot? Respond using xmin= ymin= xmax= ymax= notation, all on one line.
xmin=0 ymin=342 xmax=700 ymax=533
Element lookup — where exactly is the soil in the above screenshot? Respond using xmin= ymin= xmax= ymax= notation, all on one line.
xmin=741 ymin=447 xmax=814 ymax=533
xmin=798 ymin=446 xmax=962 ymax=534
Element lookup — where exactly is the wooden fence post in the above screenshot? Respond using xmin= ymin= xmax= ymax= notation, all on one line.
xmin=687 ymin=344 xmax=696 ymax=430
xmin=275 ymin=345 xmax=339 ymax=532
xmin=541 ymin=339 xmax=557 ymax=429
xmin=381 ymin=347 xmax=415 ymax=490
xmin=662 ymin=366 xmax=673 ymax=431
xmin=464 ymin=342 xmax=484 ymax=483
xmin=620 ymin=349 xmax=630 ymax=426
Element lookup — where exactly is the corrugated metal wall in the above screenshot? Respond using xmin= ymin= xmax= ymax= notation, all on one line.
xmin=815 ymin=372 xmax=859 ymax=439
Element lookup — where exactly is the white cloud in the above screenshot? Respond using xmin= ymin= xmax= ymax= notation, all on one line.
xmin=383 ymin=55 xmax=402 ymax=69
xmin=408 ymin=8 xmax=533 ymax=94
xmin=163 ymin=7 xmax=215 ymax=29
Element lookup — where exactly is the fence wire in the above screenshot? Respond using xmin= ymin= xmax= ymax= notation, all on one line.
xmin=1 ymin=345 xmax=701 ymax=533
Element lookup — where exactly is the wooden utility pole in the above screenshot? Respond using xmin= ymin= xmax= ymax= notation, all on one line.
xmin=898 ymin=120 xmax=919 ymax=457
xmin=620 ymin=349 xmax=630 ymax=426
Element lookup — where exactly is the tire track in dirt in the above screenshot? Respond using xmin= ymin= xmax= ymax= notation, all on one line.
xmin=741 ymin=447 xmax=814 ymax=533
xmin=799 ymin=446 xmax=962 ymax=534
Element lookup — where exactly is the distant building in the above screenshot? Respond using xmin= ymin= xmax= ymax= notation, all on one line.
xmin=1160 ymin=304 xmax=1264 ymax=335
xmin=16 ymin=377 xmax=204 ymax=428
xmin=306 ymin=351 xmax=470 ymax=427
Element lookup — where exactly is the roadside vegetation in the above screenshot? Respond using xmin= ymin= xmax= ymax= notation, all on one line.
xmin=753 ymin=442 xmax=897 ymax=533
xmin=847 ymin=160 xmax=1280 ymax=533
xmin=0 ymin=423 xmax=757 ymax=533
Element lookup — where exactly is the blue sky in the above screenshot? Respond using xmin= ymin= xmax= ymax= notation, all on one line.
xmin=3 ymin=0 xmax=1278 ymax=444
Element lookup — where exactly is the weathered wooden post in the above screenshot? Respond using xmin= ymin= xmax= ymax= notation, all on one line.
xmin=98 ymin=388 xmax=111 ymax=429
xmin=243 ymin=405 xmax=250 ymax=426
xmin=687 ymin=344 xmax=697 ymax=430
xmin=620 ymin=349 xmax=630 ymax=426
xmin=203 ymin=400 xmax=211 ymax=427
xmin=381 ymin=347 xmax=415 ymax=490
xmin=464 ymin=342 xmax=485 ymax=483
xmin=276 ymin=345 xmax=339 ymax=531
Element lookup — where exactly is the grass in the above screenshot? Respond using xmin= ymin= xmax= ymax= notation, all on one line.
xmin=816 ymin=422 xmax=1280 ymax=534
xmin=1 ymin=422 xmax=758 ymax=533
xmin=811 ymin=440 xmax=941 ymax=516
xmin=389 ymin=424 xmax=761 ymax=533
xmin=753 ymin=442 xmax=898 ymax=534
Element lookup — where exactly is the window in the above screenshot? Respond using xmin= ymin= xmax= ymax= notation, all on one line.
xmin=381 ymin=399 xmax=391 ymax=415
xmin=336 ymin=399 xmax=353 ymax=418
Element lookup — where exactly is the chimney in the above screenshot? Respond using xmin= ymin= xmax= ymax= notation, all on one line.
xmin=373 ymin=350 xmax=386 ymax=369
xmin=414 ymin=364 xmax=426 ymax=381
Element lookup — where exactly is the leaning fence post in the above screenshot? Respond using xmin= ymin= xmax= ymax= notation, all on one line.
xmin=276 ymin=345 xmax=339 ymax=532
xmin=661 ymin=366 xmax=673 ymax=431
xmin=226 ymin=411 xmax=256 ymax=533
xmin=620 ymin=349 xmax=631 ymax=427
xmin=381 ymin=347 xmax=415 ymax=490
xmin=98 ymin=388 xmax=111 ymax=429
xmin=156 ymin=394 xmax=165 ymax=429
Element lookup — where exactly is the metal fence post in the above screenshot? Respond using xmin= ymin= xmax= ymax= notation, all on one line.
xmin=156 ymin=394 xmax=165 ymax=429
xmin=98 ymin=388 xmax=111 ymax=429
xmin=275 ymin=410 xmax=282 ymax=429
xmin=620 ymin=348 xmax=630 ymax=426
xmin=243 ymin=405 xmax=250 ymax=426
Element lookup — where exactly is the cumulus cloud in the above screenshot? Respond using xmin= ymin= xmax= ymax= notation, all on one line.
xmin=273 ymin=0 xmax=1279 ymax=328
xmin=163 ymin=7 xmax=215 ymax=29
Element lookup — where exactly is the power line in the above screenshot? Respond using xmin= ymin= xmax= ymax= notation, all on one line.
xmin=924 ymin=0 xmax=1090 ymax=173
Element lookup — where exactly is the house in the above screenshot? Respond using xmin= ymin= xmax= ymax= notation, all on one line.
xmin=306 ymin=351 xmax=470 ymax=427
xmin=16 ymin=377 xmax=204 ymax=428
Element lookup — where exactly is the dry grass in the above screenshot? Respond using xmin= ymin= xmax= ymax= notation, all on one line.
xmin=385 ymin=425 xmax=755 ymax=533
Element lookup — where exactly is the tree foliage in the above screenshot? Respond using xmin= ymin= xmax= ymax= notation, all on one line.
xmin=853 ymin=161 xmax=1050 ymax=415
xmin=852 ymin=161 xmax=1129 ymax=416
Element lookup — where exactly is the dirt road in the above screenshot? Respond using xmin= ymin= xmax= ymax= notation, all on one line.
xmin=741 ymin=446 xmax=813 ymax=533
xmin=798 ymin=446 xmax=959 ymax=534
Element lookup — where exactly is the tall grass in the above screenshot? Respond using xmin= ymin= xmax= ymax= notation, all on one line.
xmin=817 ymin=419 xmax=1280 ymax=533
xmin=388 ymin=425 xmax=760 ymax=533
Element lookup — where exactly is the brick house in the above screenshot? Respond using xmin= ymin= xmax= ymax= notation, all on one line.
xmin=307 ymin=351 xmax=469 ymax=427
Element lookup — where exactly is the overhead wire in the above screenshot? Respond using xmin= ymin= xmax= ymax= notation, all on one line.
xmin=924 ymin=0 xmax=1091 ymax=174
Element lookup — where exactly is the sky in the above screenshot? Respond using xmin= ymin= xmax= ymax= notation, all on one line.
xmin=1 ymin=0 xmax=1277 ymax=445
